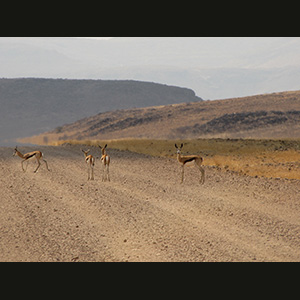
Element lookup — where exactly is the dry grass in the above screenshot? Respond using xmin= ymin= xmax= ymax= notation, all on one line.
xmin=51 ymin=138 xmax=300 ymax=180
xmin=18 ymin=90 xmax=300 ymax=144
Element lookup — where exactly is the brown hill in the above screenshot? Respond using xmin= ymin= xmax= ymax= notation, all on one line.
xmin=21 ymin=90 xmax=300 ymax=145
xmin=0 ymin=78 xmax=202 ymax=146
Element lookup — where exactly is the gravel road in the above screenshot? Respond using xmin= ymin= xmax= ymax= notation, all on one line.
xmin=1 ymin=145 xmax=299 ymax=262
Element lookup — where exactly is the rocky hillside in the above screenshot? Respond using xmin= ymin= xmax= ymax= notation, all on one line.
xmin=0 ymin=78 xmax=202 ymax=146
xmin=22 ymin=90 xmax=300 ymax=145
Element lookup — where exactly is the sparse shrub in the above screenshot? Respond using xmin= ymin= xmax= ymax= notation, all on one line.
xmin=55 ymin=126 xmax=63 ymax=133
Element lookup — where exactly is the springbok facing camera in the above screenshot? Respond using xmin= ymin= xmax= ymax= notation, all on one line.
xmin=81 ymin=149 xmax=95 ymax=180
xmin=175 ymin=143 xmax=205 ymax=184
xmin=98 ymin=144 xmax=110 ymax=182
xmin=13 ymin=146 xmax=50 ymax=173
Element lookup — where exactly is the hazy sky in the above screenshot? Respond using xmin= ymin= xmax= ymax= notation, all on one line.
xmin=1 ymin=37 xmax=300 ymax=100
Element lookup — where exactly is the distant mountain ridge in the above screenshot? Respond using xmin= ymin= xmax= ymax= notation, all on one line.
xmin=2 ymin=37 xmax=300 ymax=99
xmin=0 ymin=78 xmax=202 ymax=146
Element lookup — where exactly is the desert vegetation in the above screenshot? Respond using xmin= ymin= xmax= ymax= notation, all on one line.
xmin=51 ymin=138 xmax=300 ymax=180
xmin=19 ymin=90 xmax=300 ymax=146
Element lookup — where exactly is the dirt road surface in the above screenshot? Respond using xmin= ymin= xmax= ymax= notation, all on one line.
xmin=1 ymin=145 xmax=299 ymax=262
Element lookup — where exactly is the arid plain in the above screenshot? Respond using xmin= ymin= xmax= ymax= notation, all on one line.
xmin=3 ymin=90 xmax=300 ymax=262
xmin=1 ymin=144 xmax=299 ymax=262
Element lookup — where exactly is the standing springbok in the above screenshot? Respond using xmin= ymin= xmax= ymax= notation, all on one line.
xmin=81 ymin=149 xmax=95 ymax=180
xmin=175 ymin=143 xmax=205 ymax=184
xmin=13 ymin=146 xmax=50 ymax=173
xmin=98 ymin=144 xmax=110 ymax=182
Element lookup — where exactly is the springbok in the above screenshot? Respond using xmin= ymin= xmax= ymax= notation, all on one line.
xmin=98 ymin=144 xmax=110 ymax=182
xmin=13 ymin=146 xmax=50 ymax=173
xmin=175 ymin=143 xmax=205 ymax=184
xmin=81 ymin=149 xmax=95 ymax=180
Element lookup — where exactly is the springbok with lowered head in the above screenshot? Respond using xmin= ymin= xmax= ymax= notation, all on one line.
xmin=98 ymin=144 xmax=110 ymax=182
xmin=175 ymin=143 xmax=205 ymax=184
xmin=13 ymin=146 xmax=50 ymax=173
